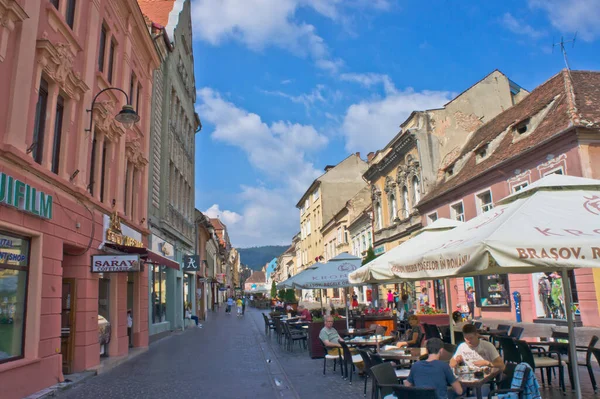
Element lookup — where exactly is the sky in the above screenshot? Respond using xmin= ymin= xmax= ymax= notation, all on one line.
xmin=191 ymin=0 xmax=600 ymax=248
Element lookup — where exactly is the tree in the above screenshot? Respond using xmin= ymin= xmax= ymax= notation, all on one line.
xmin=270 ymin=280 xmax=277 ymax=298
xmin=285 ymin=289 xmax=297 ymax=303
xmin=362 ymin=246 xmax=377 ymax=265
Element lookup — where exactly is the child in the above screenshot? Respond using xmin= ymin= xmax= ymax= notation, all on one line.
xmin=236 ymin=297 xmax=243 ymax=316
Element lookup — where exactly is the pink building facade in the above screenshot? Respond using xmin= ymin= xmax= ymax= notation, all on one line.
xmin=0 ymin=1 xmax=160 ymax=398
xmin=416 ymin=70 xmax=600 ymax=327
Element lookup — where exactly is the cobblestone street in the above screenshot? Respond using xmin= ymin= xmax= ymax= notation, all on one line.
xmin=55 ymin=308 xmax=598 ymax=399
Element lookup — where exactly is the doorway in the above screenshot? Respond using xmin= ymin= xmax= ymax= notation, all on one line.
xmin=127 ymin=273 xmax=134 ymax=348
xmin=98 ymin=277 xmax=110 ymax=356
xmin=61 ymin=278 xmax=76 ymax=375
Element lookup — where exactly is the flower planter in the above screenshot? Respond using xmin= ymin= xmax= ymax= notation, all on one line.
xmin=416 ymin=313 xmax=451 ymax=326
xmin=306 ymin=319 xmax=347 ymax=358
xmin=353 ymin=315 xmax=396 ymax=335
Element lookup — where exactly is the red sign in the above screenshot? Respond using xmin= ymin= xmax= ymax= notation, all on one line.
xmin=366 ymin=289 xmax=372 ymax=302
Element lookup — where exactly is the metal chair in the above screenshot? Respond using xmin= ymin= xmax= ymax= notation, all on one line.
xmin=497 ymin=324 xmax=511 ymax=333
xmin=474 ymin=321 xmax=483 ymax=329
xmin=509 ymin=326 xmax=524 ymax=339
xmin=565 ymin=335 xmax=598 ymax=392
xmin=262 ymin=313 xmax=275 ymax=336
xmin=357 ymin=349 xmax=374 ymax=397
xmin=496 ymin=336 xmax=522 ymax=364
xmin=516 ymin=339 xmax=565 ymax=393
xmin=487 ymin=362 xmax=532 ymax=399
xmin=369 ymin=362 xmax=401 ymax=399
xmin=282 ymin=321 xmax=307 ymax=352
xmin=320 ymin=339 xmax=343 ymax=377
xmin=388 ymin=385 xmax=438 ymax=399
xmin=339 ymin=340 xmax=363 ymax=383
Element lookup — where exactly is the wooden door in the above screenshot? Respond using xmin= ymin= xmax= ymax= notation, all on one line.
xmin=61 ymin=279 xmax=76 ymax=375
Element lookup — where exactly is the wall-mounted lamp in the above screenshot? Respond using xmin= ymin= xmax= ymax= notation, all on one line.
xmin=69 ymin=169 xmax=80 ymax=183
xmin=85 ymin=88 xmax=140 ymax=133
xmin=140 ymin=218 xmax=146 ymax=225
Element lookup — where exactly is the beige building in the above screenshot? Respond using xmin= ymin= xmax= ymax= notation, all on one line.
xmin=296 ymin=153 xmax=368 ymax=271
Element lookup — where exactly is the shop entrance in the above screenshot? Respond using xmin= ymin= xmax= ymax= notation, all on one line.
xmin=127 ymin=273 xmax=134 ymax=348
xmin=98 ymin=277 xmax=110 ymax=356
xmin=61 ymin=278 xmax=76 ymax=375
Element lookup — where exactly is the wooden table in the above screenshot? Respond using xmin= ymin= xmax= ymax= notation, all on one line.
xmin=378 ymin=347 xmax=427 ymax=362
xmin=457 ymin=367 xmax=502 ymax=399
xmin=346 ymin=336 xmax=395 ymax=348
xmin=339 ymin=328 xmax=376 ymax=337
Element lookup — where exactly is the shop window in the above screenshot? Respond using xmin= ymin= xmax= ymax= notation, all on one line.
xmin=333 ymin=288 xmax=339 ymax=298
xmin=0 ymin=232 xmax=30 ymax=364
xmin=433 ymin=279 xmax=447 ymax=312
xmin=476 ymin=190 xmax=493 ymax=214
xmin=51 ymin=94 xmax=64 ymax=174
xmin=152 ymin=265 xmax=167 ymax=323
xmin=32 ymin=79 xmax=49 ymax=165
xmin=98 ymin=24 xmax=107 ymax=72
xmin=474 ymin=274 xmax=510 ymax=308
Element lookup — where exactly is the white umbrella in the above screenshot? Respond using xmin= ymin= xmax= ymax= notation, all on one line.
xmin=350 ymin=174 xmax=600 ymax=399
xmin=276 ymin=264 xmax=320 ymax=289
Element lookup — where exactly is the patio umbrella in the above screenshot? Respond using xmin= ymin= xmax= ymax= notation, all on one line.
xmin=292 ymin=252 xmax=363 ymax=329
xmin=276 ymin=264 xmax=320 ymax=289
xmin=350 ymin=174 xmax=600 ymax=399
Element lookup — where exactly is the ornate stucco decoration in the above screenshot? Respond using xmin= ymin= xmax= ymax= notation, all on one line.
xmin=0 ymin=0 xmax=28 ymax=62
xmin=384 ymin=175 xmax=396 ymax=193
xmin=126 ymin=131 xmax=148 ymax=169
xmin=91 ymin=100 xmax=125 ymax=141
xmin=36 ymin=39 xmax=89 ymax=101
xmin=371 ymin=185 xmax=382 ymax=201
xmin=396 ymin=160 xmax=420 ymax=186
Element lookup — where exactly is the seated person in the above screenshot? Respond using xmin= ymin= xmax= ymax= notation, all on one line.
xmin=297 ymin=305 xmax=312 ymax=322
xmin=319 ymin=316 xmax=364 ymax=372
xmin=449 ymin=324 xmax=505 ymax=371
xmin=396 ymin=315 xmax=421 ymax=347
xmin=404 ymin=338 xmax=463 ymax=399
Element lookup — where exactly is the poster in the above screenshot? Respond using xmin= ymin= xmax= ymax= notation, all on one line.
xmin=463 ymin=277 xmax=474 ymax=292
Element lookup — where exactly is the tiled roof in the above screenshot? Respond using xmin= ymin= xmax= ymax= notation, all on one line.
xmin=420 ymin=70 xmax=600 ymax=205
xmin=137 ymin=0 xmax=175 ymax=27
xmin=245 ymin=271 xmax=266 ymax=284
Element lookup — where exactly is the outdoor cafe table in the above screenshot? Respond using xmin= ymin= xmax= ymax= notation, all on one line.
xmin=378 ymin=347 xmax=427 ymax=362
xmin=478 ymin=329 xmax=508 ymax=336
xmin=339 ymin=327 xmax=376 ymax=338
xmin=520 ymin=336 xmax=569 ymax=345
xmin=346 ymin=336 xmax=395 ymax=348
xmin=457 ymin=367 xmax=502 ymax=399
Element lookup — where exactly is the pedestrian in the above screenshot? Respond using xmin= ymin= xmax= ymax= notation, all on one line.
xmin=226 ymin=296 xmax=233 ymax=314
xmin=236 ymin=297 xmax=243 ymax=316
xmin=186 ymin=305 xmax=200 ymax=327
xmin=241 ymin=296 xmax=246 ymax=315
xmin=386 ymin=289 xmax=394 ymax=308
xmin=466 ymin=286 xmax=476 ymax=320
xmin=351 ymin=291 xmax=359 ymax=309
xmin=393 ymin=291 xmax=399 ymax=310
xmin=127 ymin=310 xmax=133 ymax=348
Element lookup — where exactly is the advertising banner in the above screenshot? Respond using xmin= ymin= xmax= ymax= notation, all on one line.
xmin=92 ymin=254 xmax=140 ymax=273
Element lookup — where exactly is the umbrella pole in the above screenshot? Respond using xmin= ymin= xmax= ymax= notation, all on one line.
xmin=345 ymin=287 xmax=349 ymax=330
xmin=320 ymin=289 xmax=324 ymax=317
xmin=561 ymin=268 xmax=581 ymax=399
xmin=446 ymin=279 xmax=454 ymax=345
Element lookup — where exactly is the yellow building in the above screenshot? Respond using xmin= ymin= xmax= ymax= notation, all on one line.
xmin=296 ymin=153 xmax=368 ymax=271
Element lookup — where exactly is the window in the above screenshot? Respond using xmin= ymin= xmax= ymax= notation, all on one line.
xmin=32 ymin=79 xmax=49 ymax=165
xmin=433 ymin=280 xmax=447 ymax=312
xmin=412 ymin=176 xmax=420 ymax=205
xmin=99 ymin=141 xmax=107 ymax=203
xmin=476 ymin=145 xmax=488 ymax=160
xmin=361 ymin=235 xmax=366 ymax=252
xmin=51 ymin=95 xmax=64 ymax=174
xmin=50 ymin=0 xmax=59 ymax=9
xmin=152 ymin=265 xmax=167 ymax=323
xmin=367 ymin=231 xmax=372 ymax=248
xmin=88 ymin=132 xmax=97 ymax=194
xmin=136 ymin=83 xmax=142 ymax=113
xmin=402 ymin=186 xmax=410 ymax=218
xmin=0 ymin=231 xmax=30 ymax=364
xmin=427 ymin=212 xmax=438 ymax=224
xmin=98 ymin=25 xmax=107 ymax=72
xmin=306 ymin=219 xmax=311 ymax=235
xmin=477 ymin=190 xmax=493 ymax=214
xmin=451 ymin=202 xmax=464 ymax=222
xmin=305 ymin=198 xmax=309 ymax=210
xmin=512 ymin=182 xmax=528 ymax=193
xmin=344 ymin=230 xmax=349 ymax=244
xmin=124 ymin=161 xmax=130 ymax=215
xmin=65 ymin=0 xmax=76 ymax=29
xmin=107 ymin=39 xmax=116 ymax=83
xmin=333 ymin=288 xmax=340 ymax=298
xmin=390 ymin=194 xmax=397 ymax=222
xmin=543 ymin=167 xmax=564 ymax=176
xmin=376 ymin=202 xmax=382 ymax=230
xmin=313 ymin=188 xmax=320 ymax=202
xmin=337 ymin=228 xmax=342 ymax=243
xmin=129 ymin=72 xmax=136 ymax=106
xmin=515 ymin=119 xmax=530 ymax=135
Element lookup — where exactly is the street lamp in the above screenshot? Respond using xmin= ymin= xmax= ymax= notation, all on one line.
xmin=85 ymin=87 xmax=140 ymax=132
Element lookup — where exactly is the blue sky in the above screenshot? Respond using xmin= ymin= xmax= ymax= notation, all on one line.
xmin=191 ymin=0 xmax=600 ymax=248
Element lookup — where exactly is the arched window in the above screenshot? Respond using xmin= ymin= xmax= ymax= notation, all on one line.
xmin=402 ymin=186 xmax=410 ymax=218
xmin=390 ymin=194 xmax=397 ymax=222
xmin=412 ymin=176 xmax=421 ymax=205
xmin=376 ymin=202 xmax=383 ymax=229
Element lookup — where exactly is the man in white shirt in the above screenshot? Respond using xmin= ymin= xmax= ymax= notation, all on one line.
xmin=449 ymin=324 xmax=505 ymax=371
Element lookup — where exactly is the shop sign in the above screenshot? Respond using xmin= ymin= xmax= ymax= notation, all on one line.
xmin=0 ymin=234 xmax=30 ymax=266
xmin=104 ymin=212 xmax=143 ymax=248
xmin=182 ymin=255 xmax=200 ymax=271
xmin=374 ymin=245 xmax=385 ymax=256
xmin=92 ymin=254 xmax=140 ymax=273
xmin=159 ymin=242 xmax=174 ymax=257
xmin=218 ymin=287 xmax=227 ymax=292
xmin=0 ymin=172 xmax=53 ymax=219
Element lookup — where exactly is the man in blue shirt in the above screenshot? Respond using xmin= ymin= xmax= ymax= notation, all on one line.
xmin=405 ymin=338 xmax=463 ymax=399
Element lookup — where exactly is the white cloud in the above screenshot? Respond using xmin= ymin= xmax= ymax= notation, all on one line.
xmin=197 ymin=87 xmax=329 ymax=246
xmin=261 ymin=85 xmax=326 ymax=111
xmin=341 ymin=87 xmax=454 ymax=153
xmin=281 ymin=79 xmax=293 ymax=85
xmin=204 ymin=204 xmax=243 ymax=226
xmin=340 ymin=73 xmax=397 ymax=95
xmin=190 ymin=0 xmax=389 ymax=72
xmin=529 ymin=0 xmax=600 ymax=41
xmin=501 ymin=12 xmax=545 ymax=39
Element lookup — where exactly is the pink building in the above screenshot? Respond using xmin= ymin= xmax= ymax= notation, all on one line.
xmin=416 ymin=70 xmax=600 ymax=327
xmin=0 ymin=1 xmax=162 ymax=397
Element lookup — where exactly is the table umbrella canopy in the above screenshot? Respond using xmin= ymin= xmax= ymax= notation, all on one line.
xmin=350 ymin=175 xmax=600 ymax=282
xmin=291 ymin=252 xmax=362 ymax=289
xmin=276 ymin=264 xmax=320 ymax=289
xmin=349 ymin=218 xmax=462 ymax=284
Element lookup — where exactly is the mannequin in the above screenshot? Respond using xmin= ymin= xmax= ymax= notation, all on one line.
xmin=550 ymin=273 xmax=566 ymax=319
xmin=538 ymin=275 xmax=552 ymax=318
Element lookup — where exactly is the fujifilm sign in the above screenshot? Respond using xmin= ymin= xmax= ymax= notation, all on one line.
xmin=0 ymin=173 xmax=53 ymax=219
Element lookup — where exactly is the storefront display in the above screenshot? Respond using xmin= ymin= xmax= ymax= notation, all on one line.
xmin=152 ymin=265 xmax=167 ymax=323
xmin=475 ymin=274 xmax=510 ymax=308
xmin=0 ymin=232 xmax=29 ymax=364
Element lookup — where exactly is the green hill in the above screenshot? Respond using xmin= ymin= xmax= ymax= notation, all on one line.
xmin=238 ymin=245 xmax=288 ymax=270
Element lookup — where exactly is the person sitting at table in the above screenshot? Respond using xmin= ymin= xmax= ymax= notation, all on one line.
xmin=396 ymin=314 xmax=421 ymax=348
xmin=404 ymin=338 xmax=463 ymax=399
xmin=319 ymin=316 xmax=364 ymax=373
xmin=297 ymin=305 xmax=312 ymax=322
xmin=449 ymin=324 xmax=505 ymax=371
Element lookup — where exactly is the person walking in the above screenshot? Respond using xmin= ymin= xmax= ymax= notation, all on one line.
xmin=236 ymin=297 xmax=243 ymax=317
xmin=241 ymin=296 xmax=246 ymax=315
xmin=387 ymin=289 xmax=394 ymax=308
xmin=466 ymin=286 xmax=476 ymax=320
xmin=226 ymin=296 xmax=233 ymax=314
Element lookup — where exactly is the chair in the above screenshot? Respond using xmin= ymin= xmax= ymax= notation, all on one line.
xmin=273 ymin=318 xmax=285 ymax=344
xmin=509 ymin=326 xmax=524 ymax=339
xmin=339 ymin=341 xmax=363 ymax=383
xmin=515 ymin=339 xmax=565 ymax=392
xmin=474 ymin=321 xmax=483 ymax=329
xmin=565 ymin=335 xmax=598 ymax=392
xmin=369 ymin=362 xmax=402 ymax=399
xmin=358 ymin=350 xmax=374 ymax=397
xmin=497 ymin=324 xmax=511 ymax=333
xmin=454 ymin=331 xmax=465 ymax=345
xmin=262 ymin=314 xmax=275 ymax=336
xmin=487 ymin=362 xmax=532 ymax=399
xmin=282 ymin=321 xmax=307 ymax=352
xmin=388 ymin=385 xmax=438 ymax=399
xmin=496 ymin=336 xmax=522 ymax=364
xmin=320 ymin=339 xmax=343 ymax=377
xmin=442 ymin=343 xmax=456 ymax=362
xmin=370 ymin=323 xmax=387 ymax=336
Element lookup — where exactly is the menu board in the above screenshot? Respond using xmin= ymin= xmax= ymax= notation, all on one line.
xmin=475 ymin=274 xmax=510 ymax=308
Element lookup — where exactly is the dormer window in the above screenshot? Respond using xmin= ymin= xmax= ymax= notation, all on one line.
xmin=446 ymin=167 xmax=454 ymax=177
xmin=515 ymin=119 xmax=530 ymax=135
xmin=476 ymin=144 xmax=489 ymax=162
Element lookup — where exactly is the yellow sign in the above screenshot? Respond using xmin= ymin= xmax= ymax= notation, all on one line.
xmin=106 ymin=211 xmax=144 ymax=248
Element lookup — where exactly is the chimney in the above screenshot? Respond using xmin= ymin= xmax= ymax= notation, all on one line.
xmin=355 ymin=152 xmax=361 ymax=159
xmin=367 ymin=152 xmax=375 ymax=162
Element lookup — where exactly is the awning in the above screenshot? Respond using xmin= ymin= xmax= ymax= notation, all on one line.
xmin=104 ymin=243 xmax=180 ymax=270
